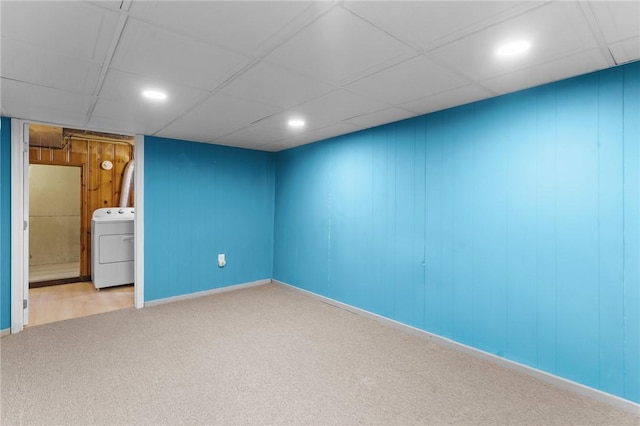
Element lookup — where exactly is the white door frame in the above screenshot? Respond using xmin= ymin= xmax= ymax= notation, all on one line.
xmin=10 ymin=119 xmax=145 ymax=333
xmin=11 ymin=119 xmax=28 ymax=333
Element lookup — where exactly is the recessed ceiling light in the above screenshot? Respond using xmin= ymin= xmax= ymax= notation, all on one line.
xmin=288 ymin=118 xmax=305 ymax=129
xmin=142 ymin=89 xmax=167 ymax=101
xmin=495 ymin=40 xmax=531 ymax=57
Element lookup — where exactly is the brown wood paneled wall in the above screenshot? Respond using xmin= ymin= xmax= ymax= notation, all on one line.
xmin=30 ymin=138 xmax=134 ymax=279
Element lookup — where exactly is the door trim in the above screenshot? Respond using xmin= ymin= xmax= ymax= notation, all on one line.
xmin=11 ymin=119 xmax=27 ymax=332
xmin=134 ymin=134 xmax=144 ymax=309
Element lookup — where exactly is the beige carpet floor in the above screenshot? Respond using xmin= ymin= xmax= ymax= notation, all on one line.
xmin=1 ymin=283 xmax=638 ymax=425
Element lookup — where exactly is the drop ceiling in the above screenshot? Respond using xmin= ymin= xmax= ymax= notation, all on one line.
xmin=1 ymin=1 xmax=638 ymax=152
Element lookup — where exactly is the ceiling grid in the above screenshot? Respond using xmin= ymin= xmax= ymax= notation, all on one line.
xmin=1 ymin=0 xmax=637 ymax=151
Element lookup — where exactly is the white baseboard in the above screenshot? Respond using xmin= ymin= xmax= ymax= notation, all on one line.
xmin=145 ymin=279 xmax=271 ymax=307
xmin=274 ymin=280 xmax=640 ymax=415
xmin=1 ymin=328 xmax=10 ymax=337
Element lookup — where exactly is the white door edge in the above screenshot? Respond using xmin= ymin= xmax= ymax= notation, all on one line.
xmin=134 ymin=134 xmax=144 ymax=309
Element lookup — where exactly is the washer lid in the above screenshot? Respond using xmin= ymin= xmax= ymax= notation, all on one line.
xmin=92 ymin=207 xmax=135 ymax=221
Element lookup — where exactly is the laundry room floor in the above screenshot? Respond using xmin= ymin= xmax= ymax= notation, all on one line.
xmin=29 ymin=262 xmax=80 ymax=283
xmin=27 ymin=282 xmax=134 ymax=327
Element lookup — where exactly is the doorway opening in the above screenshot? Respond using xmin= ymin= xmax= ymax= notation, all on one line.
xmin=26 ymin=124 xmax=135 ymax=327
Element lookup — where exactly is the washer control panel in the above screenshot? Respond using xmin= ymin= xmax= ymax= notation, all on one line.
xmin=93 ymin=207 xmax=135 ymax=220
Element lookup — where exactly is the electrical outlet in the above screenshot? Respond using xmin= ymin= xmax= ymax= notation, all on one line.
xmin=218 ymin=253 xmax=226 ymax=268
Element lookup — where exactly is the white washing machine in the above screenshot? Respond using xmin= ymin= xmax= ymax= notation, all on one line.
xmin=91 ymin=207 xmax=135 ymax=289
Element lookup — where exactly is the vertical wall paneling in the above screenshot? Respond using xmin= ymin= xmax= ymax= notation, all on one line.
xmin=554 ymin=73 xmax=600 ymax=389
xmin=423 ymin=115 xmax=443 ymax=335
xmin=449 ymin=105 xmax=475 ymax=347
xmin=412 ymin=117 xmax=427 ymax=331
xmin=622 ymin=62 xmax=640 ymax=403
xmin=0 ymin=117 xmax=11 ymax=330
xmin=274 ymin=141 xmax=332 ymax=297
xmin=273 ymin=62 xmax=640 ymax=404
xmin=369 ymin=127 xmax=390 ymax=316
xmin=394 ymin=119 xmax=422 ymax=328
xmin=145 ymin=137 xmax=179 ymax=299
xmin=330 ymin=134 xmax=367 ymax=306
xmin=597 ymin=67 xmax=625 ymax=397
xmin=534 ymin=83 xmax=558 ymax=375
xmin=471 ymin=97 xmax=510 ymax=356
xmin=425 ymin=110 xmax=454 ymax=339
xmin=504 ymin=90 xmax=539 ymax=367
xmin=144 ymin=137 xmax=275 ymax=302
xmin=382 ymin=125 xmax=397 ymax=319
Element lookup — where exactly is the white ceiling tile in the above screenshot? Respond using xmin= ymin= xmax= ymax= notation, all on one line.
xmin=155 ymin=93 xmax=282 ymax=142
xmin=87 ymin=1 xmax=123 ymax=12
xmin=91 ymin=97 xmax=178 ymax=136
xmin=256 ymin=89 xmax=389 ymax=132
xmin=98 ymin=69 xmax=206 ymax=106
xmin=609 ymin=37 xmax=640 ymax=65
xmin=257 ymin=141 xmax=298 ymax=152
xmin=271 ymin=133 xmax=322 ymax=150
xmin=213 ymin=124 xmax=292 ymax=148
xmin=150 ymin=128 xmax=218 ymax=144
xmin=589 ymin=1 xmax=640 ymax=44
xmin=400 ymin=85 xmax=494 ymax=115
xmin=480 ymin=49 xmax=610 ymax=94
xmin=91 ymin=69 xmax=208 ymax=134
xmin=220 ymin=62 xmax=335 ymax=109
xmin=342 ymin=1 xmax=540 ymax=51
xmin=310 ymin=122 xmax=363 ymax=141
xmin=343 ymin=108 xmax=416 ymax=129
xmin=86 ymin=115 xmax=152 ymax=136
xmin=110 ymin=18 xmax=252 ymax=90
xmin=430 ymin=2 xmax=600 ymax=82
xmin=128 ymin=1 xmax=318 ymax=56
xmin=258 ymin=146 xmax=284 ymax=152
xmin=1 ymin=1 xmax=119 ymax=62
xmin=251 ymin=122 xmax=363 ymax=151
xmin=346 ymin=55 xmax=470 ymax=105
xmin=1 ymin=38 xmax=101 ymax=94
xmin=0 ymin=79 xmax=93 ymax=127
xmin=264 ymin=6 xmax=416 ymax=85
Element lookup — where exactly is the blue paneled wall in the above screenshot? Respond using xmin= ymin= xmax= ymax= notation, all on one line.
xmin=274 ymin=62 xmax=640 ymax=403
xmin=0 ymin=117 xmax=11 ymax=331
xmin=144 ymin=136 xmax=275 ymax=302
